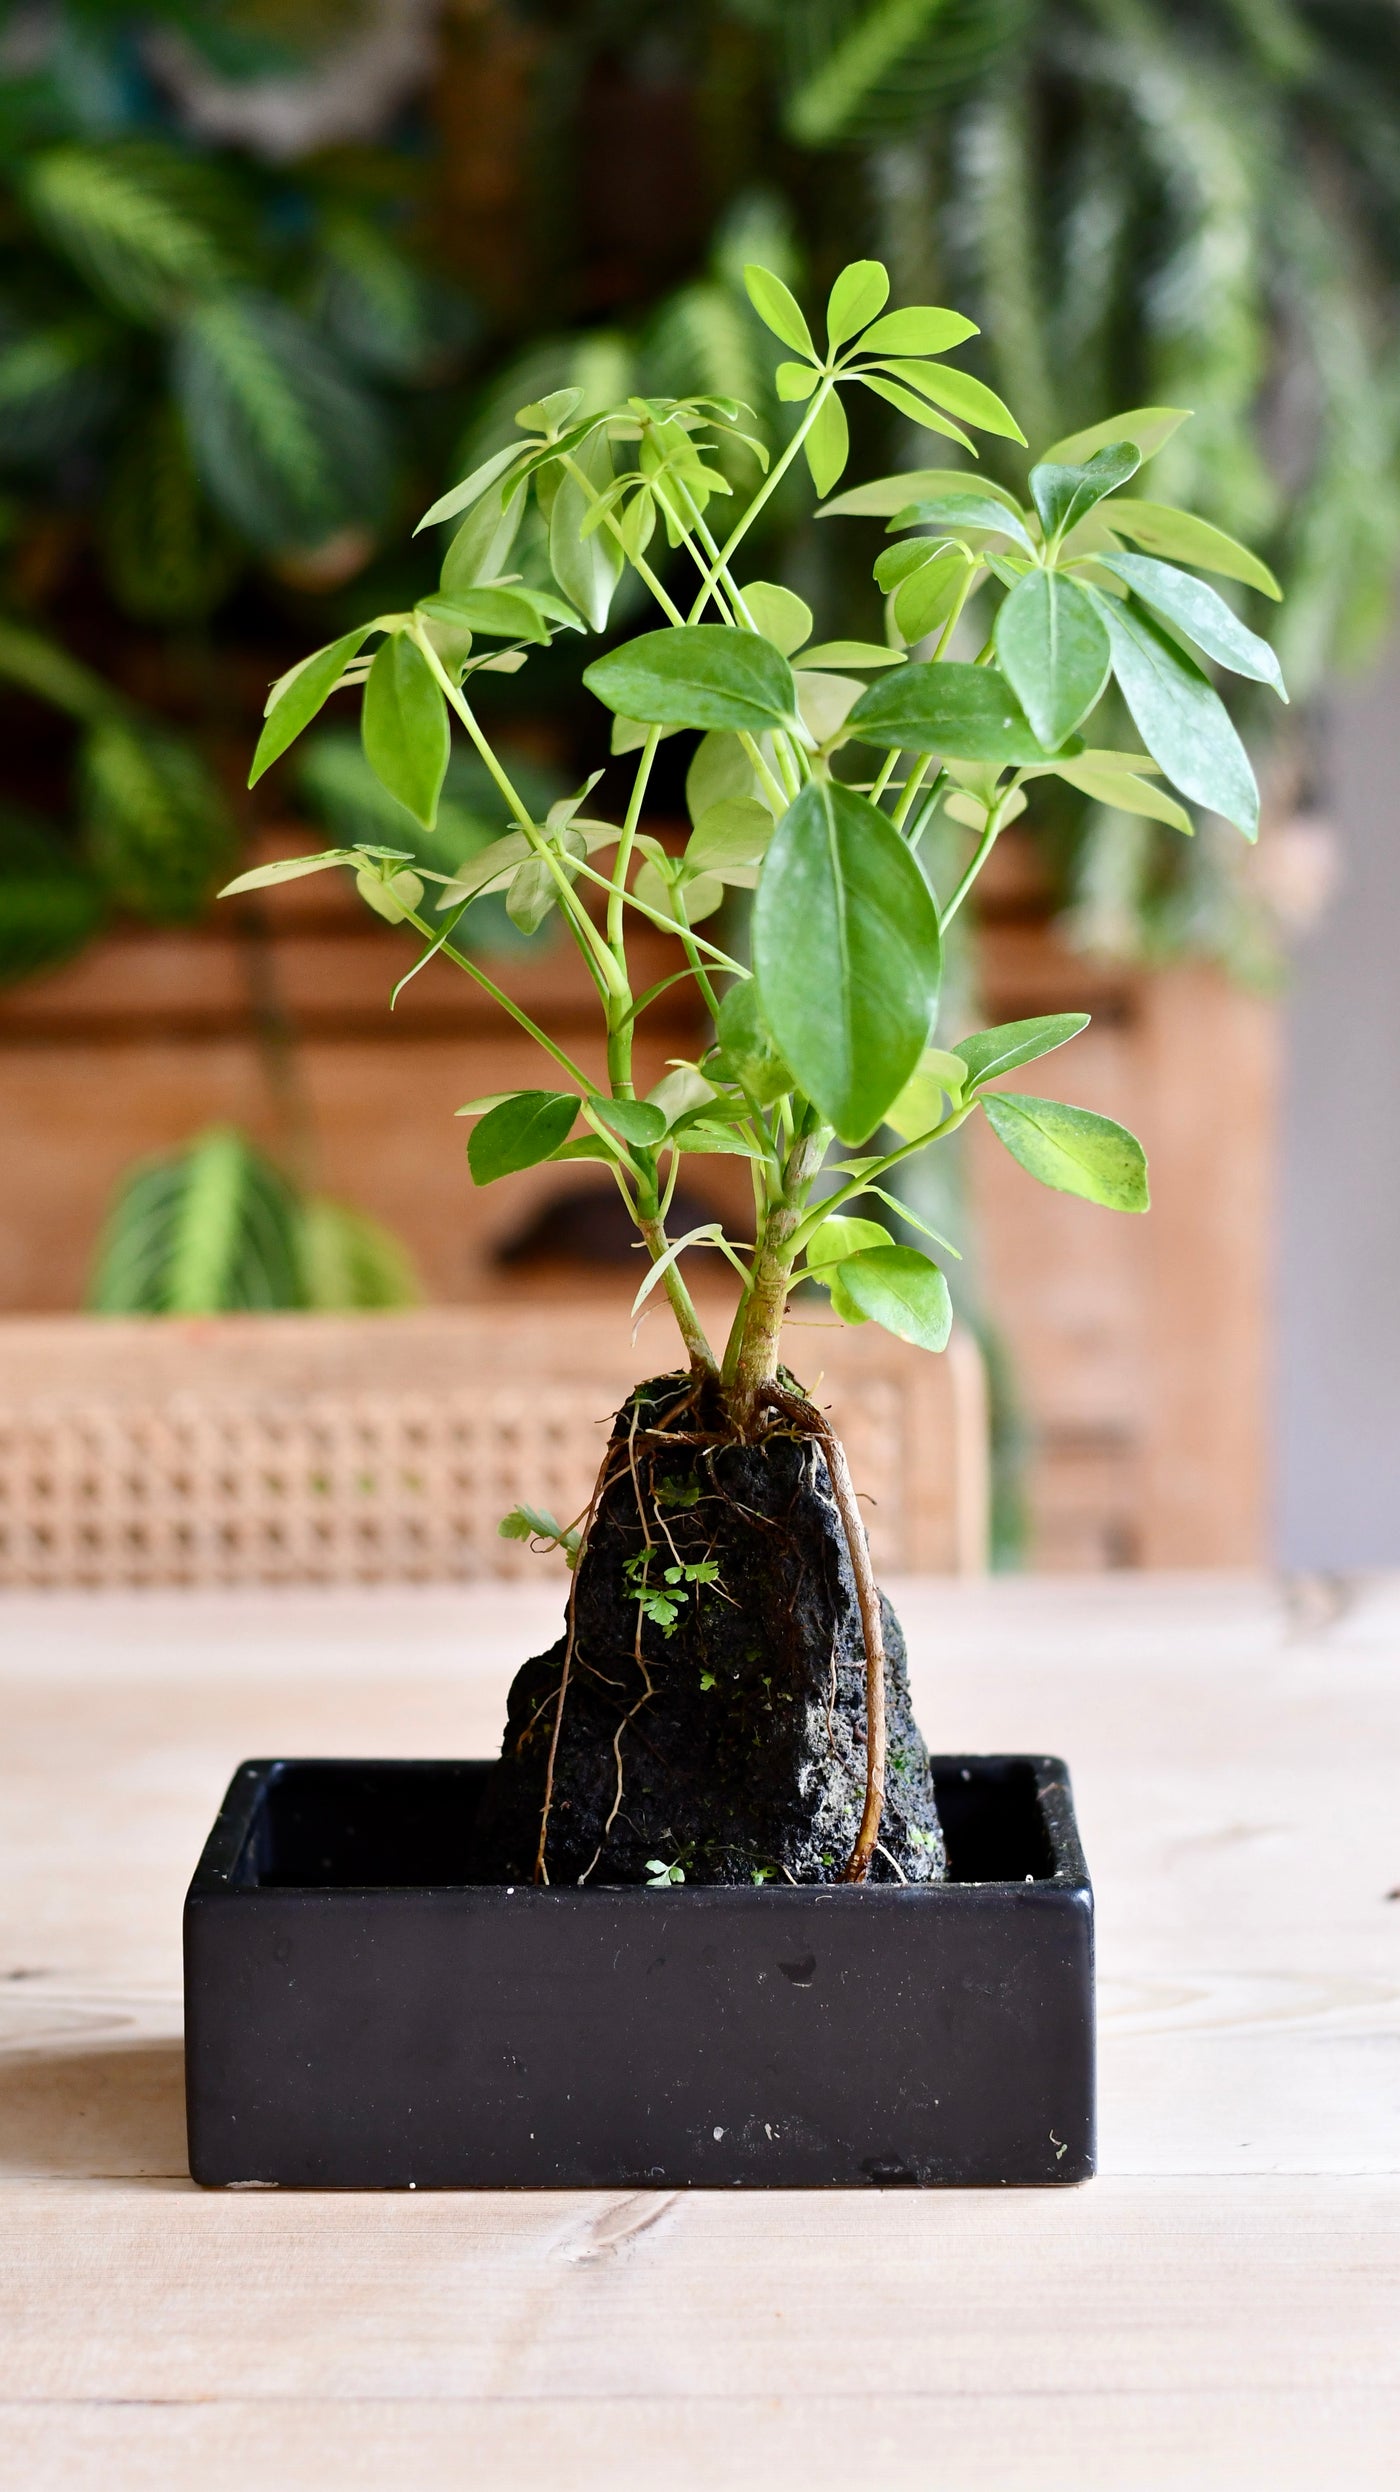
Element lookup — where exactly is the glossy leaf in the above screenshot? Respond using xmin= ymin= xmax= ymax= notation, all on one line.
xmin=714 ymin=980 xmax=793 ymax=1107
xmin=1029 ymin=441 xmax=1140 ymax=542
xmin=589 ymin=1095 xmax=668 ymax=1147
xmin=1094 ymin=553 xmax=1287 ymax=697
xmin=468 ymin=1090 xmax=578 ymax=1184
xmin=805 ymin=390 xmax=850 ymax=497
xmin=982 ymin=1093 xmax=1148 ymax=1212
xmin=584 ymin=625 xmax=798 ymax=736
xmin=888 ymin=492 xmax=1035 ymax=552
xmin=833 ymin=1244 xmax=952 ymax=1351
xmin=361 ymin=634 xmax=449 ymax=830
xmin=743 ymin=264 xmax=817 ymax=360
xmin=856 ymin=309 xmax=978 ymax=356
xmin=740 ymin=580 xmax=812 ymax=655
xmin=1041 ymin=407 xmax=1191 ymax=468
xmin=249 ymin=628 xmax=373 ymax=785
xmin=548 ymin=426 xmax=621 ymax=632
xmin=874 ymin=359 xmax=1025 ymax=444
xmin=845 ymin=662 xmax=1054 ymax=763
xmin=994 ymin=572 xmax=1111 ymax=749
xmin=752 ymin=779 xmax=941 ymax=1142
xmin=956 ymin=1014 xmax=1090 ymax=1090
xmin=821 ymin=468 xmax=1023 ymax=521
xmin=805 ymin=1215 xmax=892 ymax=1274
xmin=1100 ymin=500 xmax=1282 ymax=599
xmin=1088 ymin=590 xmax=1260 ymax=838
xmin=826 ymin=259 xmax=889 ymax=349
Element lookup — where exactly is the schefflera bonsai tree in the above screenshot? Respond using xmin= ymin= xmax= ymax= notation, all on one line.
xmin=225 ymin=258 xmax=1285 ymax=1890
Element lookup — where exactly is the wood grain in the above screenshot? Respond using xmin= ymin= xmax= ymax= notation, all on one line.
xmin=0 ymin=1573 xmax=1395 ymax=2486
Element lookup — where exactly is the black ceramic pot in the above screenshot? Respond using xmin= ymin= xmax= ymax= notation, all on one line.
xmin=183 ymin=1753 xmax=1094 ymax=2189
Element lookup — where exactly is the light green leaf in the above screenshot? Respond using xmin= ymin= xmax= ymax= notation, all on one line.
xmin=550 ymin=1136 xmax=615 ymax=1164
xmin=1087 ymin=591 xmax=1260 ymax=839
xmin=439 ymin=477 xmax=524 ymax=592
xmin=743 ymin=264 xmax=817 ymax=360
xmin=801 ymin=641 xmax=906 ymax=669
xmin=892 ymin=548 xmax=970 ymax=646
xmin=436 ymin=829 xmax=531 ymax=906
xmin=1040 ymin=407 xmax=1191 ymax=468
xmin=468 ymin=1090 xmax=578 ymax=1184
xmin=795 ymin=669 xmax=864 ymax=742
xmin=822 ymin=468 xmax=1023 ymax=521
xmin=634 ymin=856 xmax=726 ymax=923
xmin=361 ymin=634 xmax=449 ymax=829
xmin=874 ymin=360 xmax=1024 ymax=444
xmin=220 ymin=849 xmax=350 ymax=898
xmin=250 ymin=629 xmax=375 ymax=786
xmin=584 ymin=625 xmax=798 ymax=735
xmin=856 ymin=309 xmax=978 ymax=356
xmin=806 ymin=1215 xmax=892 ymax=1275
xmin=714 ymin=980 xmax=793 ymax=1107
xmin=982 ymin=1093 xmax=1148 ymax=1212
xmin=356 ymin=865 xmax=423 ymax=924
xmin=453 ymin=1094 xmax=513 ymax=1117
xmin=994 ymin=572 xmax=1111 ymax=749
xmin=514 ymin=387 xmax=583 ymax=433
xmin=833 ymin=1245 xmax=952 ymax=1351
xmin=777 ymin=360 xmax=820 ymax=402
xmin=956 ymin=1015 xmax=1090 ymax=1089
xmin=858 ymin=374 xmax=971 ymax=449
xmin=845 ymin=661 xmax=1054 ymax=762
xmin=826 ymin=259 xmax=889 ymax=350
xmin=548 ymin=426 xmax=622 ymax=632
xmin=416 ymin=440 xmax=526 ymax=535
xmin=686 ymin=729 xmax=771 ymax=822
xmin=752 ymin=779 xmax=941 ymax=1143
xmin=740 ymin=580 xmax=813 ymax=655
xmin=1094 ymin=554 xmax=1287 ymax=698
xmin=1051 ymin=760 xmax=1192 ymax=834
xmin=589 ymin=1095 xmax=667 ymax=1147
xmin=418 ymin=585 xmax=570 ymax=647
xmin=889 ymin=492 xmax=1035 ymax=553
xmin=805 ymin=390 xmax=850 ymax=498
xmin=686 ymin=798 xmax=773 ymax=876
xmin=1029 ymin=441 xmax=1140 ymax=543
xmin=1100 ymin=501 xmax=1282 ymax=600
xmin=506 ymin=851 xmax=567 ymax=935
xmin=884 ymin=1047 xmax=968 ymax=1138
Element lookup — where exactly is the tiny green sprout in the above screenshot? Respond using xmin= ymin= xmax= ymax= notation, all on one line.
xmin=646 ymin=1858 xmax=685 ymax=1887
xmin=655 ymin=1476 xmax=702 ymax=1510
xmin=497 ymin=1503 xmax=583 ymax=1566
xmin=700 ymin=1670 xmax=716 ymax=1691
xmin=751 ymin=1867 xmax=777 ymax=1885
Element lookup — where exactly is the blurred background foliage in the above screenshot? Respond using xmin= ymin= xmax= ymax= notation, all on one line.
xmin=1 ymin=0 xmax=1398 ymax=998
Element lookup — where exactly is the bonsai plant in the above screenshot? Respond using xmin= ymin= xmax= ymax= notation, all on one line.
xmin=188 ymin=254 xmax=1284 ymax=2187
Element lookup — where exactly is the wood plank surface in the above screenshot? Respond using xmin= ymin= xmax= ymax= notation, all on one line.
xmin=1 ymin=1573 xmax=1396 ymax=2488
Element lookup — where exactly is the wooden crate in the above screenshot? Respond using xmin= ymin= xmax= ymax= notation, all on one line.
xmin=0 ymin=832 xmax=1277 ymax=1567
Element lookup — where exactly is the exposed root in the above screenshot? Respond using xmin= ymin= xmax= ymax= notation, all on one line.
xmin=533 ymin=1439 xmax=627 ymax=1884
xmin=757 ymin=1383 xmax=887 ymax=1884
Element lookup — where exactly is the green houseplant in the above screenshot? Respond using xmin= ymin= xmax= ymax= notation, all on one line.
xmin=223 ymin=254 xmax=1284 ymax=1891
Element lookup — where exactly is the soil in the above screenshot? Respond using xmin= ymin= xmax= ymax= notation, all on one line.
xmin=470 ymin=1370 xmax=948 ymax=1887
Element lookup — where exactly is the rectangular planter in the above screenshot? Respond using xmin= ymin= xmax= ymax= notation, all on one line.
xmin=184 ymin=1754 xmax=1094 ymax=2189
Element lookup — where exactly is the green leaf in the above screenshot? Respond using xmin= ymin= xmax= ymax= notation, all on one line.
xmin=25 ymin=141 xmax=243 ymax=325
xmin=806 ymin=1215 xmax=892 ymax=1274
xmin=826 ymin=260 xmax=889 ymax=349
xmin=883 ymin=1047 xmax=968 ymax=1138
xmin=739 ymin=581 xmax=813 ymax=656
xmin=889 ymin=493 xmax=1035 ymax=553
xmin=362 ymin=635 xmax=450 ymax=830
xmin=1099 ymin=501 xmax=1282 ymax=600
xmin=686 ymin=798 xmax=773 ymax=877
xmin=994 ymin=573 xmax=1111 ymax=750
xmin=890 ymin=549 xmax=968 ymax=646
xmin=440 ymin=479 xmax=525 ymax=593
xmin=468 ymin=1090 xmax=579 ymax=1184
xmin=1094 ymin=555 xmax=1287 ymax=698
xmin=416 ymin=441 xmax=527 ymax=535
xmin=858 ymin=374 xmax=971 ymax=449
xmin=873 ymin=360 xmax=1025 ymax=445
xmin=1087 ymin=591 xmax=1260 ymax=839
xmin=249 ymin=629 xmax=374 ymax=786
xmin=548 ymin=426 xmax=622 ymax=632
xmin=81 ymin=719 xmax=234 ymax=925
xmin=856 ymin=309 xmax=978 ymax=356
xmin=833 ymin=1245 xmax=952 ymax=1351
xmin=822 ymin=468 xmax=1023 ymax=521
xmin=845 ymin=662 xmax=1055 ymax=762
xmin=515 ymin=387 xmax=583 ymax=434
xmin=1051 ymin=760 xmax=1192 ymax=834
xmin=982 ymin=1094 xmax=1148 ymax=1212
xmin=589 ymin=1095 xmax=668 ymax=1146
xmin=752 ymin=780 xmax=941 ymax=1142
xmin=356 ymin=866 xmax=423 ymax=924
xmin=714 ymin=980 xmax=793 ymax=1107
xmin=801 ymin=641 xmax=906 ymax=669
xmin=744 ymin=264 xmax=817 ymax=359
xmin=805 ymin=390 xmax=850 ymax=497
xmin=956 ymin=1015 xmax=1090 ymax=1089
xmin=584 ymin=625 xmax=798 ymax=736
xmin=1029 ymin=441 xmax=1140 ymax=542
xmin=220 ymin=850 xmax=350 ymax=898
xmin=777 ymin=360 xmax=820 ymax=402
xmin=174 ymin=293 xmax=387 ymax=556
xmin=418 ymin=585 xmax=571 ymax=647
xmin=1040 ymin=408 xmax=1191 ymax=469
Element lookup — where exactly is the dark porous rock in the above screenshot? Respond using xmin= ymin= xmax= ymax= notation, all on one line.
xmin=470 ymin=1372 xmax=947 ymax=1887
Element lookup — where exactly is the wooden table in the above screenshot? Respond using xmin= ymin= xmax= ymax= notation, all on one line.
xmin=2 ymin=1573 xmax=1396 ymax=2488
